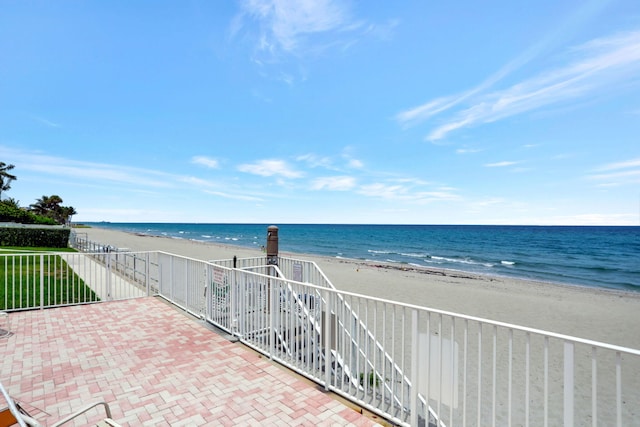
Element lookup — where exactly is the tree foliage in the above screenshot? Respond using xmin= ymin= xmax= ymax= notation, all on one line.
xmin=29 ymin=195 xmax=77 ymax=225
xmin=0 ymin=200 xmax=56 ymax=225
xmin=0 ymin=163 xmax=78 ymax=225
xmin=0 ymin=162 xmax=17 ymax=200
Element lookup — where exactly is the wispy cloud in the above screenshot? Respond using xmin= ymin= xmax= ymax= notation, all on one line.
xmin=456 ymin=147 xmax=483 ymax=154
xmin=588 ymin=157 xmax=640 ymax=186
xmin=310 ymin=175 xmax=356 ymax=191
xmin=357 ymin=181 xmax=460 ymax=203
xmin=17 ymin=153 xmax=174 ymax=188
xmin=484 ymin=161 xmax=520 ymax=168
xmin=237 ymin=159 xmax=304 ymax=178
xmin=297 ymin=151 xmax=364 ymax=171
xmin=205 ymin=190 xmax=264 ymax=202
xmin=179 ymin=176 xmax=217 ymax=188
xmin=595 ymin=157 xmax=640 ymax=171
xmin=192 ymin=156 xmax=220 ymax=169
xmin=0 ymin=146 xmax=219 ymax=192
xmin=397 ymin=29 xmax=640 ymax=141
xmin=235 ymin=0 xmax=356 ymax=54
xmin=296 ymin=153 xmax=334 ymax=169
xmin=346 ymin=158 xmax=364 ymax=168
xmin=32 ymin=116 xmax=61 ymax=128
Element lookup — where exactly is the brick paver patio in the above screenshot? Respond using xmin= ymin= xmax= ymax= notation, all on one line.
xmin=0 ymin=297 xmax=381 ymax=426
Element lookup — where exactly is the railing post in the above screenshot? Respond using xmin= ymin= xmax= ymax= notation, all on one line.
xmin=324 ymin=288 xmax=331 ymax=391
xmin=145 ymin=252 xmax=150 ymax=296
xmin=106 ymin=252 xmax=112 ymax=300
xmin=410 ymin=309 xmax=419 ymax=427
xmin=564 ymin=341 xmax=574 ymax=427
xmin=169 ymin=256 xmax=174 ymax=302
xmin=39 ymin=254 xmax=45 ymax=309
xmin=230 ymin=267 xmax=237 ymax=335
xmin=269 ymin=277 xmax=276 ymax=360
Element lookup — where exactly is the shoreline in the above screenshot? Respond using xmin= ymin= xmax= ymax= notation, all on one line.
xmin=94 ymin=225 xmax=639 ymax=296
xmin=78 ymin=226 xmax=640 ymax=349
xmin=191 ymin=234 xmax=639 ymax=301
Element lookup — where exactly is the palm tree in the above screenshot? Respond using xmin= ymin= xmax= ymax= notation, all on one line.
xmin=0 ymin=162 xmax=17 ymax=200
xmin=60 ymin=206 xmax=77 ymax=225
xmin=30 ymin=195 xmax=76 ymax=225
xmin=30 ymin=195 xmax=63 ymax=216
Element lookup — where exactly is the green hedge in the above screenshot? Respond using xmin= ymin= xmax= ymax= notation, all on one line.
xmin=0 ymin=227 xmax=71 ymax=248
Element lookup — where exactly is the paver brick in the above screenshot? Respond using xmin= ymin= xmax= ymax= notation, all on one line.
xmin=1 ymin=297 xmax=379 ymax=426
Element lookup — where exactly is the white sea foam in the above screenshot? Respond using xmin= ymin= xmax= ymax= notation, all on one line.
xmin=400 ymin=252 xmax=429 ymax=258
xmin=501 ymin=260 xmax=516 ymax=265
xmin=431 ymin=255 xmax=493 ymax=268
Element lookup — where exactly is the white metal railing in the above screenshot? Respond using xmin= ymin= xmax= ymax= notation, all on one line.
xmin=3 ymin=245 xmax=639 ymax=426
xmin=0 ymin=251 xmax=155 ymax=311
xmin=175 ymin=255 xmax=640 ymax=426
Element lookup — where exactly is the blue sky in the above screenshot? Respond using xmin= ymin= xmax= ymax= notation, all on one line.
xmin=1 ymin=0 xmax=639 ymax=225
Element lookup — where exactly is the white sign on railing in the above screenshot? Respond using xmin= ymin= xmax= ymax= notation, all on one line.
xmin=419 ymin=333 xmax=459 ymax=409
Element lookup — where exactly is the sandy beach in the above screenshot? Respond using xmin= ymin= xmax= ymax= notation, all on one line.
xmin=79 ymin=226 xmax=640 ymax=349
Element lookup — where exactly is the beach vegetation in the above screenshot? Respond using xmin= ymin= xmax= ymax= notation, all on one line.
xmin=0 ymin=252 xmax=98 ymax=310
xmin=0 ymin=162 xmax=17 ymax=200
xmin=0 ymin=164 xmax=78 ymax=225
xmin=29 ymin=195 xmax=77 ymax=225
xmin=359 ymin=371 xmax=383 ymax=388
xmin=0 ymin=200 xmax=57 ymax=225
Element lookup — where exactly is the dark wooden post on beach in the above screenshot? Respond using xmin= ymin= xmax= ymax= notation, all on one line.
xmin=266 ymin=225 xmax=279 ymax=266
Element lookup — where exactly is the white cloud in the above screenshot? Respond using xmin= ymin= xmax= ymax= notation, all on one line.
xmin=356 ymin=181 xmax=460 ymax=204
xmin=588 ymin=169 xmax=640 ymax=182
xmin=588 ymin=157 xmax=640 ymax=186
xmin=14 ymin=152 xmax=174 ymax=188
xmin=456 ymin=148 xmax=483 ymax=154
xmin=346 ymin=158 xmax=363 ymax=168
xmin=596 ymin=157 xmax=640 ymax=171
xmin=296 ymin=153 xmax=334 ymax=169
xmin=192 ymin=156 xmax=220 ymax=169
xmin=237 ymin=159 xmax=303 ymax=178
xmin=358 ymin=183 xmax=407 ymax=199
xmin=237 ymin=0 xmax=355 ymax=53
xmin=398 ymin=30 xmax=640 ymax=141
xmin=310 ymin=175 xmax=356 ymax=191
xmin=205 ymin=190 xmax=264 ymax=202
xmin=32 ymin=116 xmax=61 ymax=128
xmin=395 ymin=97 xmax=456 ymax=127
xmin=484 ymin=161 xmax=520 ymax=168
xmin=179 ymin=176 xmax=217 ymax=188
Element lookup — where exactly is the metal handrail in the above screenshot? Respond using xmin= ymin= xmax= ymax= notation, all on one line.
xmin=50 ymin=401 xmax=113 ymax=427
xmin=0 ymin=381 xmax=28 ymax=427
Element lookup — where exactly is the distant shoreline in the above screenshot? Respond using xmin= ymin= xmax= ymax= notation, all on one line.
xmin=81 ymin=223 xmax=640 ymax=298
xmin=94 ymin=226 xmax=640 ymax=300
xmin=76 ymin=222 xmax=639 ymax=293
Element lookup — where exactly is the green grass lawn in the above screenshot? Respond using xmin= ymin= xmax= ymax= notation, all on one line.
xmin=0 ymin=246 xmax=99 ymax=310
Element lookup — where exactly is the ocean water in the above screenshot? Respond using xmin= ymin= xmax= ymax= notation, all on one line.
xmin=85 ymin=223 xmax=640 ymax=293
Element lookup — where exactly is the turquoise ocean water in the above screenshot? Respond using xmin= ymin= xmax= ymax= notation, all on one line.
xmin=85 ymin=223 xmax=639 ymax=293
